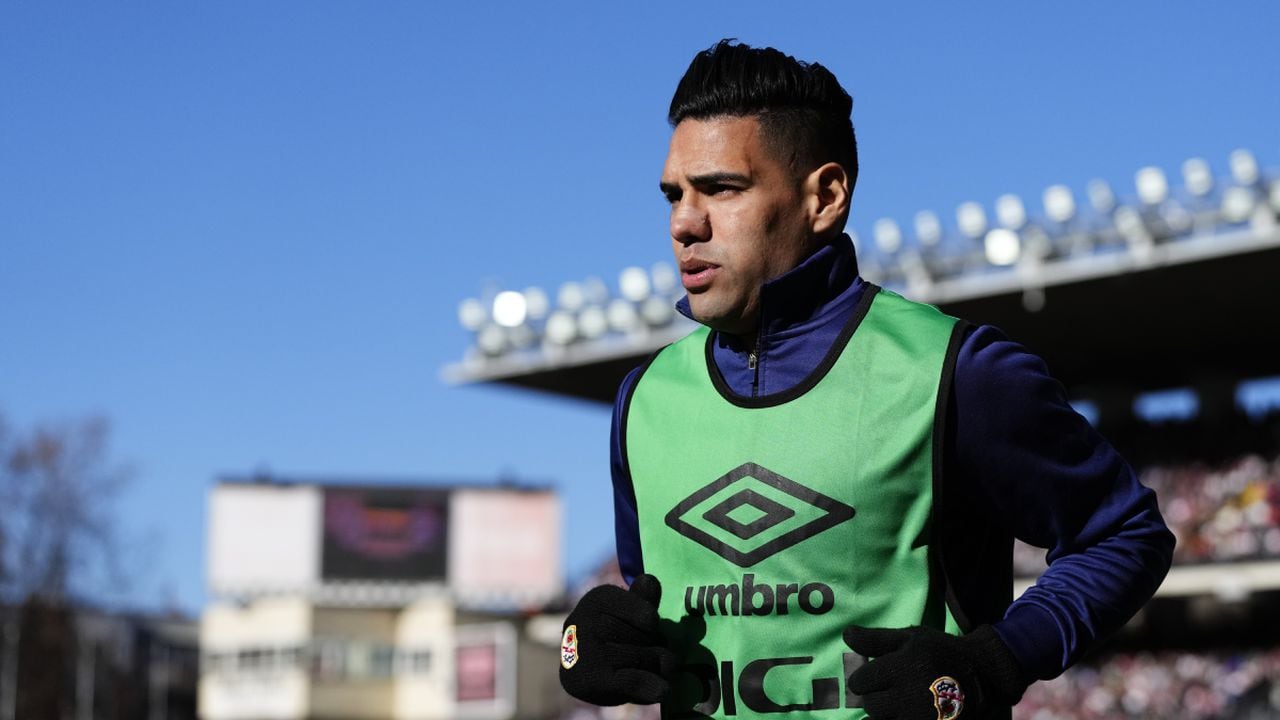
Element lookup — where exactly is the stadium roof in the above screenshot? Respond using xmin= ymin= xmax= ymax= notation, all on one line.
xmin=446 ymin=224 xmax=1280 ymax=403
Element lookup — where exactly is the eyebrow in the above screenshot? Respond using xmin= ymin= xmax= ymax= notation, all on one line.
xmin=659 ymin=172 xmax=752 ymax=195
xmin=689 ymin=172 xmax=750 ymax=186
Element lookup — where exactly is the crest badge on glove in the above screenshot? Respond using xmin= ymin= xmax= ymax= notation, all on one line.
xmin=930 ymin=676 xmax=964 ymax=720
xmin=561 ymin=624 xmax=580 ymax=669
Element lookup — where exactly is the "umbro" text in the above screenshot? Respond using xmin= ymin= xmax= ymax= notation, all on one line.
xmin=684 ymin=574 xmax=835 ymax=617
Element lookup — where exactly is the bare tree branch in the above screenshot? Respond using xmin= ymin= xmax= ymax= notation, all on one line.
xmin=0 ymin=412 xmax=132 ymax=605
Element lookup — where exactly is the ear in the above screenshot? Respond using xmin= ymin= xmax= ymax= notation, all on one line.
xmin=804 ymin=162 xmax=851 ymax=238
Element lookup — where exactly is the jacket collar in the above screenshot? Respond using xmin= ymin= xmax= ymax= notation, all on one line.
xmin=676 ymin=234 xmax=860 ymax=349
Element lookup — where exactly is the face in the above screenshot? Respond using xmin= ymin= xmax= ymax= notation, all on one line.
xmin=660 ymin=116 xmax=816 ymax=338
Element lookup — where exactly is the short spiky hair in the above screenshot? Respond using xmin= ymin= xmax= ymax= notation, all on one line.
xmin=668 ymin=39 xmax=858 ymax=193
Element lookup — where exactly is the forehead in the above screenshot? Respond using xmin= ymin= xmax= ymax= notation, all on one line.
xmin=662 ymin=116 xmax=773 ymax=179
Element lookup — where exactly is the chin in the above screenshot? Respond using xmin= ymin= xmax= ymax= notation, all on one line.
xmin=689 ymin=302 xmax=750 ymax=336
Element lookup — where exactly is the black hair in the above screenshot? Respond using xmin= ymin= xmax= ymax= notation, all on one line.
xmin=668 ymin=39 xmax=858 ymax=193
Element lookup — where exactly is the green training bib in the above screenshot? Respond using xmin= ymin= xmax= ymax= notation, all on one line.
xmin=624 ymin=287 xmax=963 ymax=719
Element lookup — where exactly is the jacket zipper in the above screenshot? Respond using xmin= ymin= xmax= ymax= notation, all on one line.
xmin=749 ymin=326 xmax=763 ymax=397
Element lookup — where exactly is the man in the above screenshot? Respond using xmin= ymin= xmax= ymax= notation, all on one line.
xmin=559 ymin=40 xmax=1174 ymax=720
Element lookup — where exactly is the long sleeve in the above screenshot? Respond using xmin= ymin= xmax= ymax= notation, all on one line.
xmin=950 ymin=324 xmax=1175 ymax=680
xmin=610 ymin=365 xmax=646 ymax=586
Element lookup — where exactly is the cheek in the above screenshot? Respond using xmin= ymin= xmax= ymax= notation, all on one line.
xmin=716 ymin=207 xmax=762 ymax=263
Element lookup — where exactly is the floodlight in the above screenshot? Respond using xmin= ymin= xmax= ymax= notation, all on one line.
xmin=651 ymin=263 xmax=678 ymax=295
xmin=492 ymin=290 xmax=528 ymax=328
xmin=557 ymin=281 xmax=585 ymax=312
xmin=545 ymin=311 xmax=577 ymax=345
xmin=900 ymin=250 xmax=933 ymax=294
xmin=983 ymin=228 xmax=1021 ymax=266
xmin=1229 ymin=149 xmax=1260 ymax=186
xmin=1135 ymin=167 xmax=1169 ymax=206
xmin=1163 ymin=203 xmax=1193 ymax=234
xmin=1221 ymin=186 xmax=1255 ymax=223
xmin=507 ymin=325 xmax=536 ymax=349
xmin=582 ymin=277 xmax=609 ymax=306
xmin=607 ymin=298 xmax=639 ymax=332
xmin=477 ymin=325 xmax=507 ymax=356
xmin=995 ymin=194 xmax=1027 ymax=230
xmin=1087 ymin=180 xmax=1116 ymax=215
xmin=523 ymin=287 xmax=550 ymax=320
xmin=1113 ymin=206 xmax=1146 ymax=240
xmin=619 ymin=267 xmax=651 ymax=302
xmin=1042 ymin=185 xmax=1076 ymax=224
xmin=956 ymin=202 xmax=987 ymax=239
xmin=873 ymin=219 xmax=902 ymax=254
xmin=1181 ymin=158 xmax=1213 ymax=197
xmin=914 ymin=211 xmax=943 ymax=248
xmin=641 ymin=296 xmax=674 ymax=327
xmin=578 ymin=306 xmax=608 ymax=339
xmin=458 ymin=298 xmax=487 ymax=331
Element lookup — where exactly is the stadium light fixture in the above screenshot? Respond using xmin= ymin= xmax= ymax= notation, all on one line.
xmin=492 ymin=291 xmax=528 ymax=328
xmin=899 ymin=250 xmax=934 ymax=296
xmin=578 ymin=306 xmax=608 ymax=339
xmin=582 ymin=277 xmax=609 ymax=306
xmin=1162 ymin=203 xmax=1193 ymax=235
xmin=995 ymin=194 xmax=1027 ymax=230
xmin=651 ymin=263 xmax=678 ymax=296
xmin=557 ymin=281 xmax=585 ymax=313
xmin=1221 ymin=186 xmax=1256 ymax=223
xmin=956 ymin=202 xmax=988 ymax=239
xmin=1135 ymin=167 xmax=1169 ymax=206
xmin=545 ymin=311 xmax=577 ymax=346
xmin=1087 ymin=180 xmax=1117 ymax=215
xmin=913 ymin=211 xmax=943 ymax=248
xmin=619 ymin=267 xmax=651 ymax=302
xmin=1043 ymin=185 xmax=1076 ymax=224
xmin=1113 ymin=206 xmax=1153 ymax=254
xmin=458 ymin=298 xmax=488 ymax=331
xmin=607 ymin=298 xmax=639 ymax=333
xmin=1229 ymin=149 xmax=1260 ymax=186
xmin=477 ymin=325 xmax=507 ymax=356
xmin=983 ymin=228 xmax=1021 ymax=266
xmin=507 ymin=325 xmax=536 ymax=349
xmin=1181 ymin=158 xmax=1214 ymax=198
xmin=641 ymin=296 xmax=674 ymax=327
xmin=523 ymin=287 xmax=549 ymax=320
xmin=873 ymin=218 xmax=903 ymax=254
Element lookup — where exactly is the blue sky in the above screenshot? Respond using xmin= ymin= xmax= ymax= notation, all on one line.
xmin=2 ymin=2 xmax=1278 ymax=613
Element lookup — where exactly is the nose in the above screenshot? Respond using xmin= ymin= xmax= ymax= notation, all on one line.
xmin=670 ymin=200 xmax=711 ymax=246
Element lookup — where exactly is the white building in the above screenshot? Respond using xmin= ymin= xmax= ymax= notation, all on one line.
xmin=201 ymin=478 xmax=568 ymax=720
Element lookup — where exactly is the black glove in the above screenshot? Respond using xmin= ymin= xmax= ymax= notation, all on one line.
xmin=559 ymin=574 xmax=676 ymax=706
xmin=843 ymin=624 xmax=1027 ymax=720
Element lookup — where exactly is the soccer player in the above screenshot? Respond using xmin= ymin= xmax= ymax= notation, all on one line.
xmin=559 ymin=40 xmax=1174 ymax=720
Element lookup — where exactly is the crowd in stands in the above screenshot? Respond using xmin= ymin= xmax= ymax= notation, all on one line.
xmin=1016 ymin=453 xmax=1280 ymax=577
xmin=1016 ymin=649 xmax=1280 ymax=720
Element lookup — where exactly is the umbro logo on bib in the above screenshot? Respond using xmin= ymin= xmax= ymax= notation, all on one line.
xmin=665 ymin=462 xmax=855 ymax=567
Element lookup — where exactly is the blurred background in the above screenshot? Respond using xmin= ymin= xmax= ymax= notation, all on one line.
xmin=2 ymin=2 xmax=1279 ymax=718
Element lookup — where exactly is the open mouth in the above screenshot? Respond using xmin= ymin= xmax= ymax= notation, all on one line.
xmin=681 ymin=260 xmax=719 ymax=291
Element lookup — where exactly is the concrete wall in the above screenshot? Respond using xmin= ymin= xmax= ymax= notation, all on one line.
xmin=199 ymin=598 xmax=312 ymax=720
xmin=393 ymin=598 xmax=455 ymax=720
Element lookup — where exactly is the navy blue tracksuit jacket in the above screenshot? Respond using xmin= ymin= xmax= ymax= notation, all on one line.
xmin=610 ymin=234 xmax=1175 ymax=682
